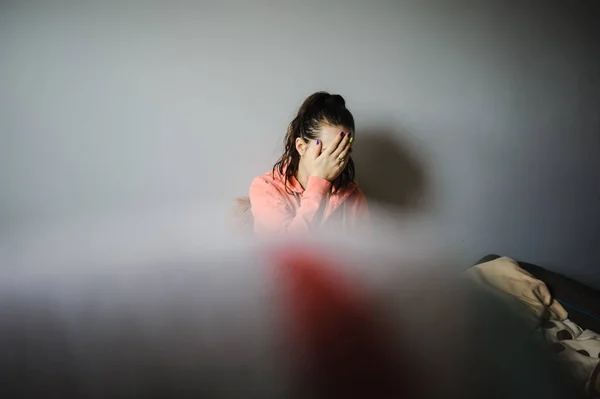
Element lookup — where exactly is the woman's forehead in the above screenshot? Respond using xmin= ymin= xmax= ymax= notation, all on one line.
xmin=319 ymin=124 xmax=352 ymax=139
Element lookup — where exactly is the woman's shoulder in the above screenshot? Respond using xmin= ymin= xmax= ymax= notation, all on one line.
xmin=249 ymin=170 xmax=286 ymax=194
xmin=251 ymin=170 xmax=280 ymax=185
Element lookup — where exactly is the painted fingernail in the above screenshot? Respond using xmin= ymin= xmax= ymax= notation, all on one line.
xmin=340 ymin=131 xmax=344 ymax=136
xmin=349 ymin=137 xmax=354 ymax=143
xmin=316 ymin=140 xmax=320 ymax=145
xmin=346 ymin=132 xmax=351 ymax=137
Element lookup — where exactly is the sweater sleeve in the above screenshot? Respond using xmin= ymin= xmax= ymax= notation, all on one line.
xmin=249 ymin=175 xmax=331 ymax=235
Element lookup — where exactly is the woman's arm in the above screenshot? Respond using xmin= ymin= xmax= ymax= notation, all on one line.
xmin=249 ymin=176 xmax=330 ymax=235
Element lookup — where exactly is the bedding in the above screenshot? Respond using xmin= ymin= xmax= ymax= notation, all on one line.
xmin=467 ymin=256 xmax=568 ymax=323
xmin=541 ymin=318 xmax=600 ymax=397
xmin=477 ymin=254 xmax=600 ymax=333
xmin=470 ymin=255 xmax=600 ymax=398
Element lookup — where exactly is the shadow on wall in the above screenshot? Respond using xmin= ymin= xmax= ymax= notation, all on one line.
xmin=353 ymin=130 xmax=430 ymax=213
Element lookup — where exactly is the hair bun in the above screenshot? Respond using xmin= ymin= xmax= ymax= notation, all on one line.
xmin=326 ymin=94 xmax=346 ymax=108
xmin=297 ymin=92 xmax=328 ymax=118
xmin=296 ymin=92 xmax=346 ymax=119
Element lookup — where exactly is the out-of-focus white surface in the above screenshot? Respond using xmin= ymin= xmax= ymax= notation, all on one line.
xmin=0 ymin=201 xmax=575 ymax=397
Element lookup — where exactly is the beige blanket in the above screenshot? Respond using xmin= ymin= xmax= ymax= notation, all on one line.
xmin=466 ymin=256 xmax=568 ymax=321
xmin=466 ymin=256 xmax=600 ymax=396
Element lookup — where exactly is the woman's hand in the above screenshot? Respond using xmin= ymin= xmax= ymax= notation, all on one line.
xmin=307 ymin=132 xmax=353 ymax=182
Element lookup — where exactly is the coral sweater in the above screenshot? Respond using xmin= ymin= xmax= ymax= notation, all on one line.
xmin=249 ymin=169 xmax=370 ymax=235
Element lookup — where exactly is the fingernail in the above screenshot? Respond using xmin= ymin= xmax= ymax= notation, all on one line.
xmin=340 ymin=131 xmax=344 ymax=136
xmin=346 ymin=132 xmax=351 ymax=137
xmin=349 ymin=137 xmax=354 ymax=143
xmin=316 ymin=140 xmax=320 ymax=145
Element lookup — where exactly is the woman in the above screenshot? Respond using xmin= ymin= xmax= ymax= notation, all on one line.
xmin=249 ymin=91 xmax=370 ymax=235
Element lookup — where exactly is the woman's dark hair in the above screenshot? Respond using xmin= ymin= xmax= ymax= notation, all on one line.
xmin=273 ymin=91 xmax=356 ymax=193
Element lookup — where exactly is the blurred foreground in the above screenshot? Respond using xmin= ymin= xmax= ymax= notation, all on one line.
xmin=0 ymin=203 xmax=580 ymax=398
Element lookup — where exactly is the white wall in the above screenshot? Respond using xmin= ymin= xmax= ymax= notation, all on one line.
xmin=1 ymin=1 xmax=598 ymax=285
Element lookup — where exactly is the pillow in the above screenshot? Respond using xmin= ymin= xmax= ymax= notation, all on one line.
xmin=229 ymin=197 xmax=254 ymax=233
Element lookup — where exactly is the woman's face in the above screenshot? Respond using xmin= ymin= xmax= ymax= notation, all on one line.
xmin=296 ymin=124 xmax=354 ymax=160
xmin=316 ymin=124 xmax=353 ymax=153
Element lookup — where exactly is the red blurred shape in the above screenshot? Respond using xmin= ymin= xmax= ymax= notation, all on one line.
xmin=271 ymin=246 xmax=411 ymax=398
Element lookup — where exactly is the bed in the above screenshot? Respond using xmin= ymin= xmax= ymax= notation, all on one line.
xmin=476 ymin=254 xmax=600 ymax=334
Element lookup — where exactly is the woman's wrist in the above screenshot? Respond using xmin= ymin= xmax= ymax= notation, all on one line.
xmin=306 ymin=176 xmax=332 ymax=194
xmin=309 ymin=172 xmax=332 ymax=182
